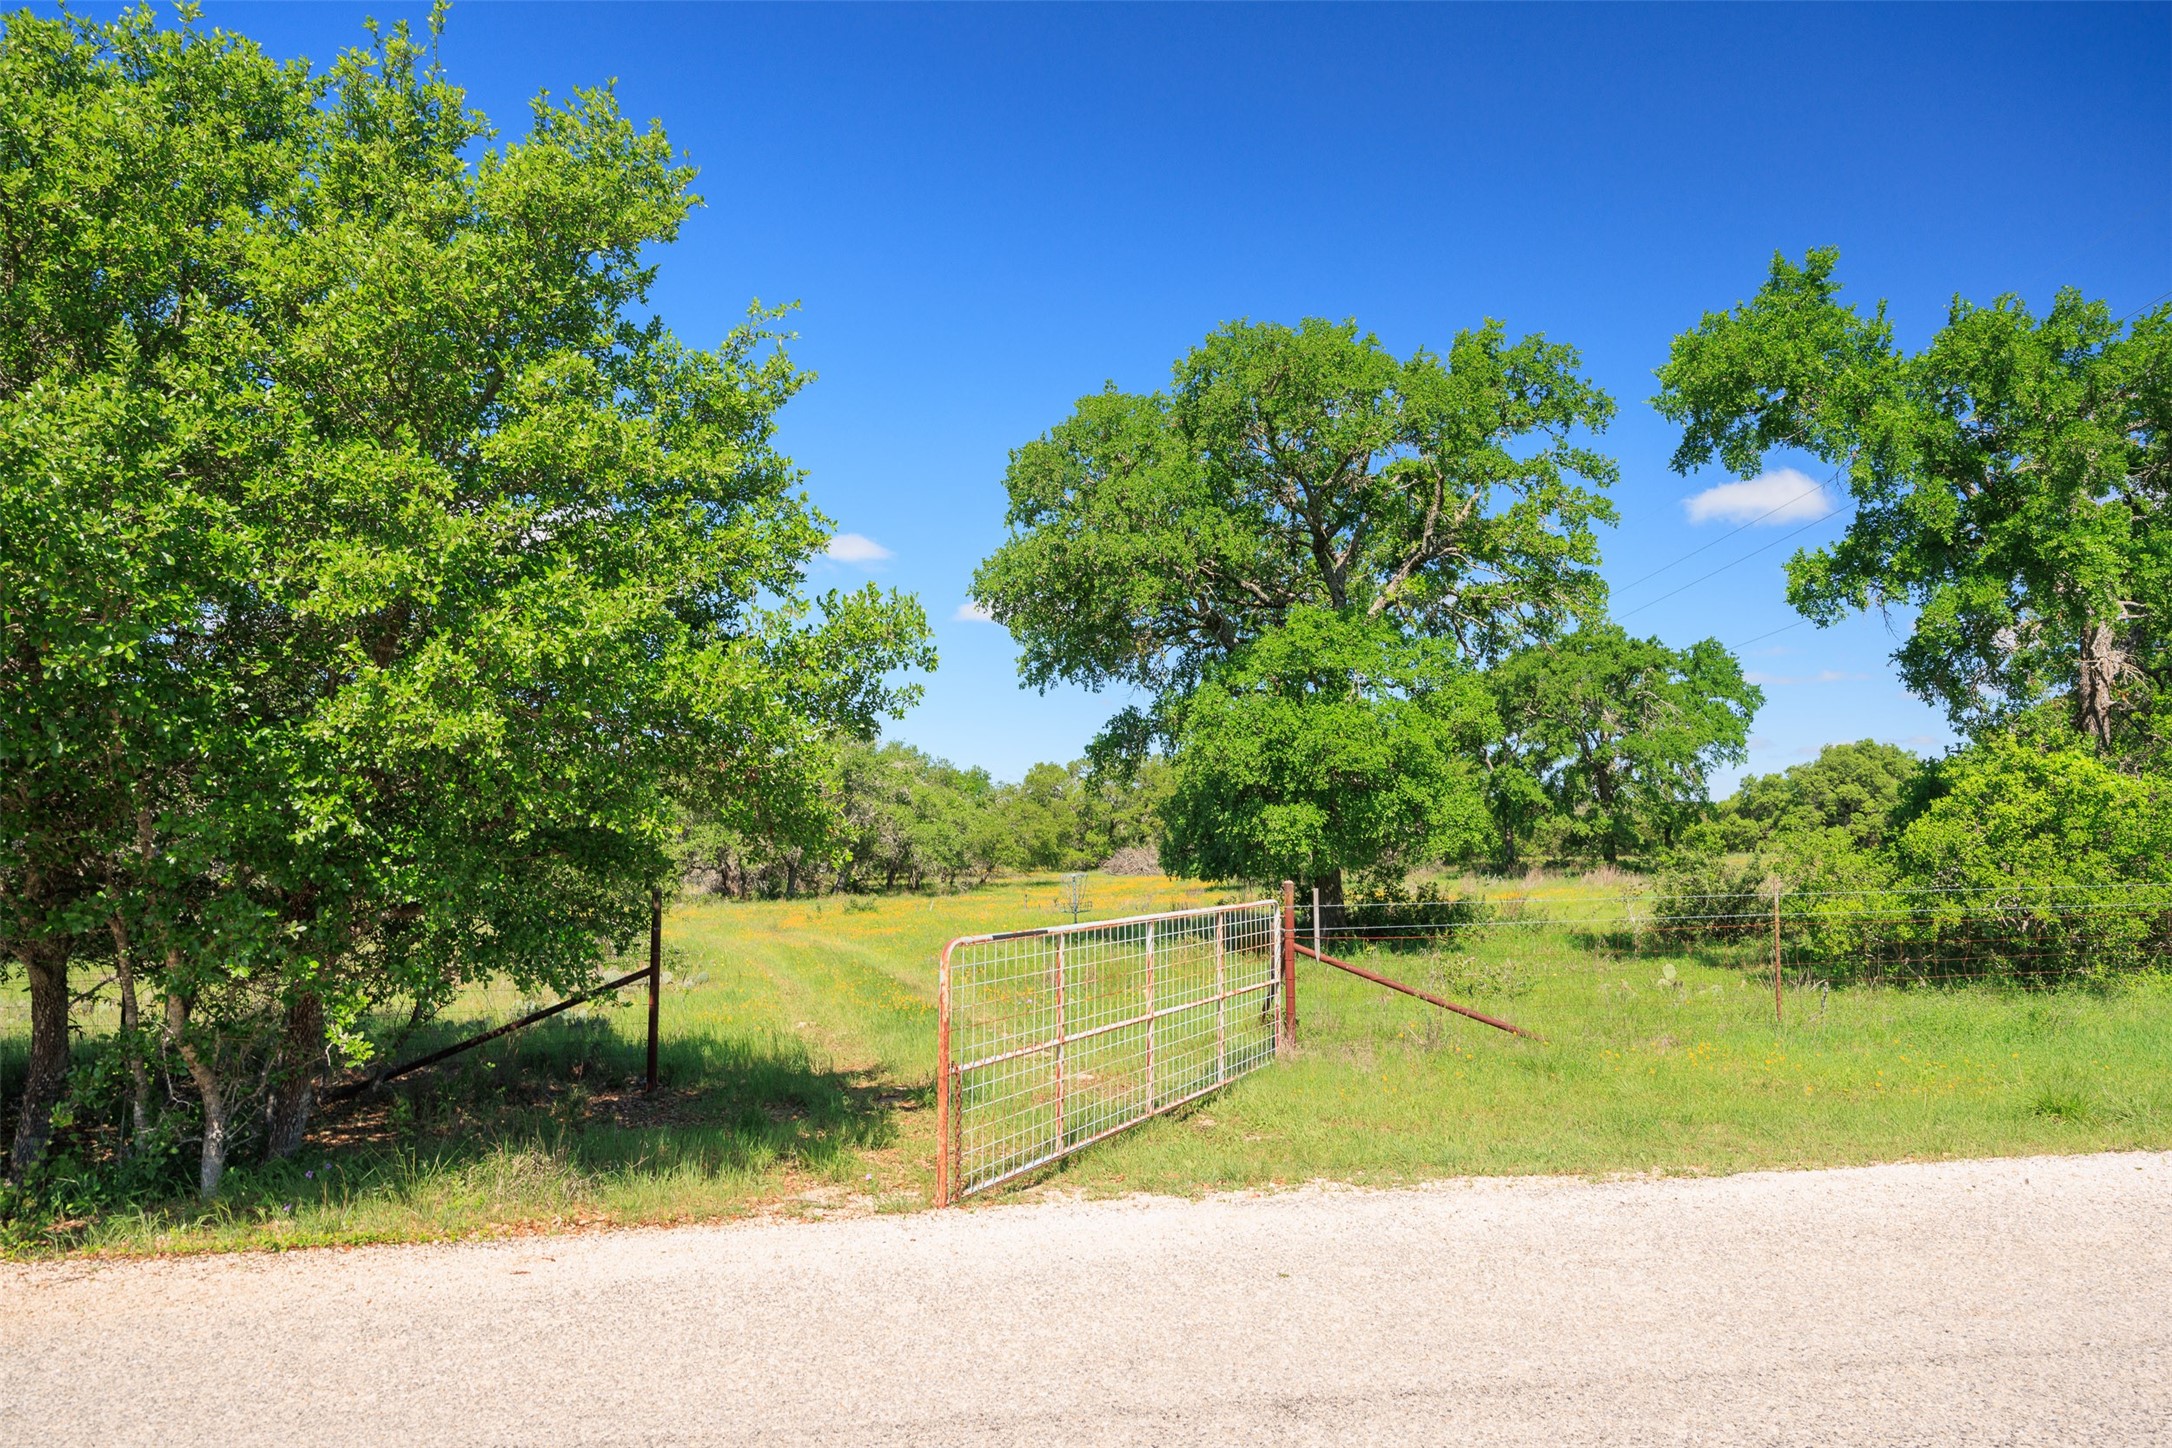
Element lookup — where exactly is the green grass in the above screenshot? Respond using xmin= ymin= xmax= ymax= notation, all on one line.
xmin=1080 ymin=933 xmax=2172 ymax=1194
xmin=4 ymin=870 xmax=2168 ymax=1255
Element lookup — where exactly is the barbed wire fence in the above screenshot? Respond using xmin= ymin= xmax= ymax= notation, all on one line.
xmin=1294 ymin=882 xmax=2172 ymax=1035
xmin=935 ymin=880 xmax=2170 ymax=1202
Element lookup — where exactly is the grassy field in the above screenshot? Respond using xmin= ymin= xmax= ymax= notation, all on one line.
xmin=4 ymin=870 xmax=2169 ymax=1255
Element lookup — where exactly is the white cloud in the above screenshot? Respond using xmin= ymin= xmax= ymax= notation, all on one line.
xmin=1683 ymin=467 xmax=1835 ymax=525
xmin=824 ymin=533 xmax=893 ymax=564
xmin=952 ymin=600 xmax=995 ymax=623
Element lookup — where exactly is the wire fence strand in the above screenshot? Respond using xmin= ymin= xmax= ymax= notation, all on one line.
xmin=1297 ymin=885 xmax=2172 ymax=992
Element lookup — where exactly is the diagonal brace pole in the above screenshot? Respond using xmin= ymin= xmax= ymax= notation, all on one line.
xmin=320 ymin=965 xmax=657 ymax=1105
xmin=1294 ymin=943 xmax=1543 ymax=1041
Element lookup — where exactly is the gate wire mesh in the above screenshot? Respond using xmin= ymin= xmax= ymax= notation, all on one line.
xmin=938 ymin=900 xmax=1282 ymax=1202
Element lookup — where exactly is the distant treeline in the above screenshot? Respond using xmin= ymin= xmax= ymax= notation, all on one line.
xmin=677 ymin=745 xmax=1171 ymax=896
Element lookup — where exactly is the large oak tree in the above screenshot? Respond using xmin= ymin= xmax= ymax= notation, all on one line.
xmin=1486 ymin=624 xmax=1762 ymax=862
xmin=975 ymin=317 xmax=1618 ymax=702
xmin=1654 ymin=249 xmax=2171 ymax=756
xmin=972 ymin=317 xmax=1617 ymax=895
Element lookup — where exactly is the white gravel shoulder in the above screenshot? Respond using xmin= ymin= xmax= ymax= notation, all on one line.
xmin=5 ymin=1151 xmax=2168 ymax=1446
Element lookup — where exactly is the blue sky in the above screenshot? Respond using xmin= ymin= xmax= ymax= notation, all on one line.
xmin=110 ymin=3 xmax=2172 ymax=788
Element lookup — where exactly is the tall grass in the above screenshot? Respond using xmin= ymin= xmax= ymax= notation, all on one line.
xmin=1075 ymin=931 xmax=2172 ymax=1195
xmin=4 ymin=872 xmax=2167 ymax=1254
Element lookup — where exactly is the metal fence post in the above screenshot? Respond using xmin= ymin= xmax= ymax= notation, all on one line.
xmin=1281 ymin=880 xmax=1298 ymax=1047
xmin=1772 ymin=887 xmax=1783 ymax=1029
xmin=1312 ymin=885 xmax=1322 ymax=958
xmin=645 ymin=890 xmax=661 ymax=1095
xmin=936 ymin=942 xmax=954 ymax=1207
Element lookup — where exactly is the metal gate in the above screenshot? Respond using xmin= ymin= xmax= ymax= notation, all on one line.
xmin=936 ymin=898 xmax=1286 ymax=1204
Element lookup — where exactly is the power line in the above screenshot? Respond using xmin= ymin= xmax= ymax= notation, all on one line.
xmin=1733 ymin=618 xmax=1810 ymax=650
xmin=1615 ymin=512 xmax=1837 ymax=622
xmin=1611 ymin=468 xmax=1838 ymax=594
xmin=2113 ymin=287 xmax=2172 ymax=325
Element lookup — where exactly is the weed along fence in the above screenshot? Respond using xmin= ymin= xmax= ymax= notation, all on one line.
xmin=936 ymin=897 xmax=1290 ymax=1204
xmin=932 ymin=880 xmax=2172 ymax=1205
xmin=1297 ymin=883 xmax=2172 ymax=1011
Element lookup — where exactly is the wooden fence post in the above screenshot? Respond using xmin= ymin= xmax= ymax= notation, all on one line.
xmin=646 ymin=890 xmax=662 ymax=1094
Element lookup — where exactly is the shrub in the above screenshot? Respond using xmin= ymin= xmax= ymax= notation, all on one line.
xmin=1891 ymin=732 xmax=2171 ymax=891
xmin=1882 ymin=733 xmax=2172 ymax=977
xmin=1649 ymin=827 xmax=1894 ymax=945
xmin=1653 ymin=733 xmax=2172 ymax=981
xmin=1339 ymin=878 xmax=1491 ymax=950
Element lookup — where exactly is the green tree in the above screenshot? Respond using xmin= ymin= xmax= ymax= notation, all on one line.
xmin=1488 ymin=624 xmax=1762 ymax=862
xmin=1477 ymin=758 xmax=1554 ymax=869
xmin=0 ymin=8 xmax=930 ymax=1192
xmin=989 ymin=758 xmax=1172 ymax=873
xmin=1891 ymin=729 xmax=2172 ymax=890
xmin=1004 ymin=762 xmax=1084 ymax=872
xmin=1 ymin=5 xmax=325 ymax=1177
xmin=974 ymin=316 xmax=1618 ymax=735
xmin=832 ymin=743 xmax=917 ymax=893
xmin=972 ymin=316 xmax=1616 ymax=892
xmin=1076 ymin=756 xmax=1173 ymax=867
xmin=1159 ymin=609 xmax=1495 ymax=910
xmin=1721 ymin=739 xmax=1922 ymax=851
xmin=1654 ymin=249 xmax=2172 ymax=753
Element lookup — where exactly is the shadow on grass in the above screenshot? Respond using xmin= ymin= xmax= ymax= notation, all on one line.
xmin=2 ymin=1013 xmax=924 ymax=1254
xmin=315 ymin=1014 xmax=914 ymax=1181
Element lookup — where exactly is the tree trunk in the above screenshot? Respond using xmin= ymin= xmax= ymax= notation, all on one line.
xmin=2076 ymin=622 xmax=2121 ymax=749
xmin=264 ymin=991 xmax=324 ymax=1160
xmin=7 ymin=936 xmax=70 ymax=1181
xmin=1587 ymin=751 xmax=1623 ymax=864
xmin=165 ymin=989 xmax=228 ymax=1200
xmin=110 ymin=916 xmax=151 ymax=1150
xmin=118 ymin=811 xmax=158 ymax=1148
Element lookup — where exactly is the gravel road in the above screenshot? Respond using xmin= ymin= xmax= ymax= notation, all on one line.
xmin=5 ymin=1151 xmax=2167 ymax=1446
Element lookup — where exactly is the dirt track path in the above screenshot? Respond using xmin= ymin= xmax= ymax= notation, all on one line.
xmin=6 ymin=1152 xmax=2168 ymax=1446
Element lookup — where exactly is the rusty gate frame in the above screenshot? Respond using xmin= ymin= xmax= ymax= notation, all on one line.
xmin=936 ymin=889 xmax=1294 ymax=1206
